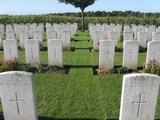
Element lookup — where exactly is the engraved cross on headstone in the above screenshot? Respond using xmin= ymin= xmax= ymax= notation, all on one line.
xmin=29 ymin=48 xmax=34 ymax=59
xmin=52 ymin=48 xmax=57 ymax=58
xmin=7 ymin=47 xmax=12 ymax=59
xmin=64 ymin=32 xmax=67 ymax=41
xmin=132 ymin=94 xmax=147 ymax=117
xmin=128 ymin=49 xmax=135 ymax=60
xmin=152 ymin=50 xmax=158 ymax=60
xmin=104 ymin=49 xmax=112 ymax=59
xmin=10 ymin=92 xmax=24 ymax=114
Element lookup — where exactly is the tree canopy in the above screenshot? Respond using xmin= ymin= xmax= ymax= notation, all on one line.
xmin=58 ymin=0 xmax=96 ymax=31
xmin=58 ymin=0 xmax=96 ymax=12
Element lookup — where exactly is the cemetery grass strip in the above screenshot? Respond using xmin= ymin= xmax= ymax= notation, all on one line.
xmin=34 ymin=74 xmax=123 ymax=119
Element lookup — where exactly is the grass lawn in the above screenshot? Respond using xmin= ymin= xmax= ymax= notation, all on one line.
xmin=0 ymin=31 xmax=160 ymax=120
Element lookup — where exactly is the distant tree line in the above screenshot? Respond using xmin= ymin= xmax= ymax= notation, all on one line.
xmin=1 ymin=10 xmax=160 ymax=30
xmin=51 ymin=10 xmax=160 ymax=18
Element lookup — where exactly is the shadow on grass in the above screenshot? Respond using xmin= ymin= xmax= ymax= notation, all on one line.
xmin=39 ymin=117 xmax=96 ymax=120
xmin=75 ymin=47 xmax=90 ymax=50
xmin=72 ymin=39 xmax=90 ymax=42
xmin=0 ymin=115 xmax=159 ymax=120
xmin=40 ymin=47 xmax=48 ymax=51
xmin=39 ymin=116 xmax=119 ymax=120
xmin=39 ymin=117 xmax=160 ymax=120
xmin=0 ymin=112 xmax=4 ymax=120
xmin=66 ymin=65 xmax=97 ymax=69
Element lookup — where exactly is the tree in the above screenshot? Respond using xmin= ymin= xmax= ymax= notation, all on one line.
xmin=58 ymin=0 xmax=96 ymax=31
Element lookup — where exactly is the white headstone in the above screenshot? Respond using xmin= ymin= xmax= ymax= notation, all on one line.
xmin=61 ymin=30 xmax=71 ymax=50
xmin=134 ymin=28 xmax=143 ymax=40
xmin=27 ymin=24 xmax=33 ymax=39
xmin=25 ymin=39 xmax=40 ymax=67
xmin=156 ymin=28 xmax=160 ymax=32
xmin=56 ymin=27 xmax=63 ymax=39
xmin=120 ymin=73 xmax=160 ymax=120
xmin=47 ymin=31 xmax=57 ymax=40
xmin=19 ymin=31 xmax=28 ymax=49
xmin=33 ymin=31 xmax=43 ymax=49
xmin=6 ymin=31 xmax=15 ymax=39
xmin=93 ymin=30 xmax=104 ymax=50
xmin=122 ymin=40 xmax=139 ymax=70
xmin=0 ymin=71 xmax=38 ymax=120
xmin=102 ymin=27 xmax=110 ymax=39
xmin=146 ymin=28 xmax=154 ymax=41
xmin=137 ymin=32 xmax=147 ymax=48
xmin=33 ymin=31 xmax=43 ymax=42
xmin=123 ymin=31 xmax=134 ymax=41
xmin=152 ymin=32 xmax=160 ymax=41
xmin=99 ymin=40 xmax=115 ymax=70
xmin=124 ymin=25 xmax=131 ymax=32
xmin=3 ymin=39 xmax=19 ymax=61
xmin=0 ymin=33 xmax=2 ymax=45
xmin=146 ymin=41 xmax=160 ymax=67
xmin=0 ymin=24 xmax=4 ymax=36
xmin=6 ymin=25 xmax=13 ymax=32
xmin=108 ymin=31 xmax=120 ymax=46
xmin=47 ymin=39 xmax=63 ymax=67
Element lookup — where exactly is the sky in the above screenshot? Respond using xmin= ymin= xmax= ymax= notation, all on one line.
xmin=0 ymin=0 xmax=160 ymax=15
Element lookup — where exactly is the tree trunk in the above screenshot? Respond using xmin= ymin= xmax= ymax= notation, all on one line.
xmin=81 ymin=10 xmax=84 ymax=31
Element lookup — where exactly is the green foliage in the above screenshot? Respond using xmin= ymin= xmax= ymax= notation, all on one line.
xmin=1 ymin=59 xmax=19 ymax=71
xmin=108 ymin=68 xmax=118 ymax=74
xmin=117 ymin=67 xmax=132 ymax=74
xmin=0 ymin=66 xmax=6 ymax=72
xmin=0 ymin=14 xmax=159 ymax=30
xmin=58 ymin=0 xmax=96 ymax=31
xmin=0 ymin=59 xmax=64 ymax=73
xmin=58 ymin=0 xmax=96 ymax=11
xmin=144 ymin=60 xmax=160 ymax=75
xmin=25 ymin=65 xmax=64 ymax=73
xmin=17 ymin=64 xmax=30 ymax=72
xmin=98 ymin=67 xmax=133 ymax=75
xmin=43 ymin=65 xmax=63 ymax=72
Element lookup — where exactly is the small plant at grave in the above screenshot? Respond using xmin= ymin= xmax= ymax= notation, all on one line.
xmin=96 ymin=69 xmax=107 ymax=75
xmin=26 ymin=64 xmax=39 ymax=73
xmin=17 ymin=64 xmax=30 ymax=72
xmin=36 ymin=64 xmax=43 ymax=73
xmin=0 ymin=65 xmax=6 ymax=72
xmin=108 ymin=68 xmax=118 ymax=74
xmin=43 ymin=65 xmax=63 ymax=72
xmin=117 ymin=67 xmax=132 ymax=74
xmin=96 ymin=68 xmax=117 ymax=75
xmin=144 ymin=59 xmax=160 ymax=75
xmin=1 ymin=59 xmax=20 ymax=71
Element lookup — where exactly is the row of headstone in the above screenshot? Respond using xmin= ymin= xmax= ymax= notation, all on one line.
xmin=2 ymin=23 xmax=44 ymax=49
xmin=5 ymin=23 xmax=44 ymax=40
xmin=89 ymin=23 xmax=160 ymax=50
xmin=3 ymin=39 xmax=63 ymax=67
xmin=0 ymin=71 xmax=159 ymax=120
xmin=123 ymin=30 xmax=160 ymax=49
xmin=46 ymin=23 xmax=78 ymax=50
xmin=89 ymin=23 xmax=122 ymax=50
xmin=2 ymin=39 xmax=160 ymax=70
xmin=46 ymin=30 xmax=72 ymax=50
xmin=1 ymin=23 xmax=78 ymax=50
xmin=99 ymin=40 xmax=160 ymax=71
